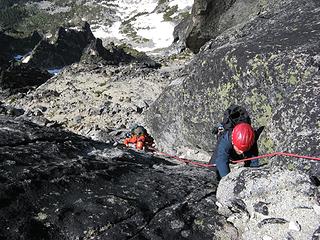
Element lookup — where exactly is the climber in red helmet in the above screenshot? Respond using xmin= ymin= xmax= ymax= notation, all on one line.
xmin=209 ymin=122 xmax=259 ymax=180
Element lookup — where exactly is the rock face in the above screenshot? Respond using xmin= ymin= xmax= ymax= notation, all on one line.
xmin=80 ymin=39 xmax=133 ymax=65
xmin=7 ymin=49 xmax=192 ymax=141
xmin=0 ymin=62 xmax=52 ymax=94
xmin=145 ymin=0 xmax=320 ymax=168
xmin=0 ymin=31 xmax=52 ymax=96
xmin=183 ymin=0 xmax=286 ymax=53
xmin=216 ymin=165 xmax=320 ymax=239
xmin=0 ymin=115 xmax=238 ymax=240
xmin=0 ymin=31 xmax=42 ymax=59
xmin=26 ymin=22 xmax=95 ymax=69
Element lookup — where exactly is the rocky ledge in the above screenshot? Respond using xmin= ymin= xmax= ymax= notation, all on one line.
xmin=0 ymin=115 xmax=239 ymax=240
xmin=217 ymin=165 xmax=320 ymax=239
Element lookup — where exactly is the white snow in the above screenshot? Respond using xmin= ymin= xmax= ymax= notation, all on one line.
xmin=92 ymin=22 xmax=125 ymax=40
xmin=22 ymin=55 xmax=31 ymax=63
xmin=134 ymin=12 xmax=175 ymax=51
xmin=169 ymin=0 xmax=193 ymax=10
xmin=91 ymin=0 xmax=194 ymax=52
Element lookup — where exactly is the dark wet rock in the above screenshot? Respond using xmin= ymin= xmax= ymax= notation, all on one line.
xmin=26 ymin=22 xmax=95 ymax=69
xmin=0 ymin=31 xmax=42 ymax=60
xmin=312 ymin=226 xmax=320 ymax=240
xmin=0 ymin=115 xmax=238 ymax=240
xmin=257 ymin=218 xmax=288 ymax=228
xmin=145 ymin=0 xmax=320 ymax=171
xmin=310 ymin=176 xmax=320 ymax=187
xmin=0 ymin=103 xmax=24 ymax=117
xmin=253 ymin=202 xmax=269 ymax=215
xmin=0 ymin=62 xmax=52 ymax=94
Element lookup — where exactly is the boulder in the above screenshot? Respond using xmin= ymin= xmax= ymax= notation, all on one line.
xmin=26 ymin=22 xmax=95 ymax=69
xmin=80 ymin=39 xmax=133 ymax=65
xmin=216 ymin=165 xmax=320 ymax=239
xmin=183 ymin=0 xmax=294 ymax=53
xmin=0 ymin=115 xmax=237 ymax=240
xmin=145 ymin=0 xmax=320 ymax=169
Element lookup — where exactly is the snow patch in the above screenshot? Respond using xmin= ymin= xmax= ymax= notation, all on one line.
xmin=22 ymin=55 xmax=31 ymax=64
xmin=169 ymin=0 xmax=193 ymax=10
xmin=91 ymin=0 xmax=194 ymax=52
xmin=134 ymin=12 xmax=175 ymax=51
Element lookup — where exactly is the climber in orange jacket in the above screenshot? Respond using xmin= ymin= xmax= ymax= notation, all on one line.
xmin=124 ymin=125 xmax=154 ymax=150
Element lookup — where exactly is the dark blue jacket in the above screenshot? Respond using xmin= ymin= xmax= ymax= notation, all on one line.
xmin=209 ymin=131 xmax=259 ymax=178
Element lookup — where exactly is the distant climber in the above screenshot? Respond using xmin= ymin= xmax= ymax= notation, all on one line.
xmin=124 ymin=125 xmax=154 ymax=150
xmin=209 ymin=105 xmax=262 ymax=180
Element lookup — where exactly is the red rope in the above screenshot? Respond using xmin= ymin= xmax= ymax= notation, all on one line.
xmin=151 ymin=148 xmax=320 ymax=168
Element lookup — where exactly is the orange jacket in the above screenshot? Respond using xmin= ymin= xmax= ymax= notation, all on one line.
xmin=124 ymin=135 xmax=146 ymax=145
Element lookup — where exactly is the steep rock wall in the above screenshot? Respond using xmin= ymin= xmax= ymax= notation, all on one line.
xmin=145 ymin=0 xmax=320 ymax=172
xmin=184 ymin=0 xmax=284 ymax=53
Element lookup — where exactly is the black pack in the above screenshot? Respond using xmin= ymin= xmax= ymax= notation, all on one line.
xmin=212 ymin=105 xmax=251 ymax=135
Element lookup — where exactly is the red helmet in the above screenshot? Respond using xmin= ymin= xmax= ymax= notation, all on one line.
xmin=232 ymin=123 xmax=255 ymax=152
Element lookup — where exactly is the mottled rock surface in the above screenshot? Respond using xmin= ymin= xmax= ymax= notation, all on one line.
xmin=25 ymin=22 xmax=95 ymax=69
xmin=145 ymin=0 xmax=320 ymax=166
xmin=183 ymin=0 xmax=288 ymax=53
xmin=0 ymin=115 xmax=238 ymax=240
xmin=216 ymin=165 xmax=320 ymax=239
xmin=7 ymin=51 xmax=192 ymax=142
xmin=80 ymin=39 xmax=133 ymax=66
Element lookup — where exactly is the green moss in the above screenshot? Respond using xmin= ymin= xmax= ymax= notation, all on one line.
xmin=258 ymin=104 xmax=272 ymax=127
xmin=194 ymin=219 xmax=204 ymax=227
xmin=260 ymin=137 xmax=274 ymax=153
xmin=217 ymin=82 xmax=235 ymax=109
xmin=248 ymin=54 xmax=271 ymax=82
xmin=287 ymin=163 xmax=295 ymax=171
xmin=288 ymin=74 xmax=298 ymax=85
xmin=225 ymin=54 xmax=242 ymax=82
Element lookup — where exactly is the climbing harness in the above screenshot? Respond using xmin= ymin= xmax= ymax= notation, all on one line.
xmin=149 ymin=148 xmax=320 ymax=168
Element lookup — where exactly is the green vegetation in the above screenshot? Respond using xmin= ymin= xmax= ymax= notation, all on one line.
xmin=163 ymin=5 xmax=178 ymax=22
xmin=0 ymin=0 xmax=29 ymax=8
xmin=260 ymin=137 xmax=274 ymax=153
xmin=18 ymin=3 xmax=105 ymax=35
xmin=177 ymin=11 xmax=190 ymax=20
xmin=1 ymin=0 xmax=106 ymax=37
xmin=118 ymin=43 xmax=146 ymax=59
xmin=217 ymin=82 xmax=236 ymax=110
xmin=0 ymin=5 xmax=27 ymax=30
xmin=158 ymin=0 xmax=169 ymax=5
xmin=120 ymin=12 xmax=150 ymax=43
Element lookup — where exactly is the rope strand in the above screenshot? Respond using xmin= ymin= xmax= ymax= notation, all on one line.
xmin=150 ymin=148 xmax=320 ymax=168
